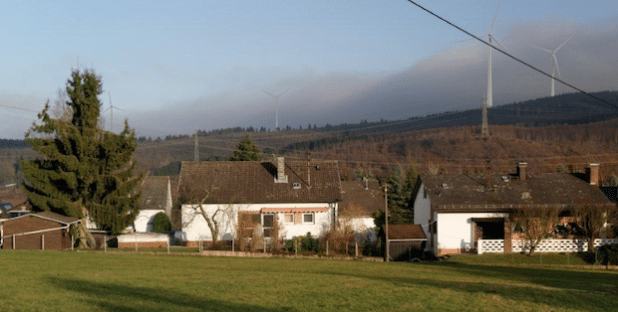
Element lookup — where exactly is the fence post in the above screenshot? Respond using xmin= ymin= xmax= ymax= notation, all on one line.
xmin=135 ymin=235 xmax=138 ymax=252
xmin=355 ymin=242 xmax=358 ymax=258
xmin=263 ymin=236 xmax=266 ymax=253
xmin=167 ymin=238 xmax=170 ymax=254
xmin=326 ymin=241 xmax=329 ymax=257
xmin=42 ymin=235 xmax=44 ymax=251
xmin=478 ymin=240 xmax=483 ymax=255
xmin=71 ymin=235 xmax=74 ymax=251
xmin=12 ymin=234 xmax=15 ymax=250
xmin=104 ymin=235 xmax=107 ymax=253
xmin=295 ymin=239 xmax=298 ymax=256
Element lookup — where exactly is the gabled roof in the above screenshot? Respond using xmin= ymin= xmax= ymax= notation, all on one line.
xmin=0 ymin=211 xmax=80 ymax=225
xmin=178 ymin=160 xmax=342 ymax=204
xmin=417 ymin=172 xmax=615 ymax=212
xmin=388 ymin=224 xmax=426 ymax=240
xmin=139 ymin=176 xmax=173 ymax=210
xmin=339 ymin=180 xmax=383 ymax=217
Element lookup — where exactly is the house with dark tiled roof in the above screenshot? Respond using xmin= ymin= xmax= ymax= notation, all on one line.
xmin=131 ymin=176 xmax=176 ymax=233
xmin=177 ymin=157 xmax=342 ymax=246
xmin=413 ymin=163 xmax=616 ymax=256
xmin=339 ymin=179 xmax=383 ymax=241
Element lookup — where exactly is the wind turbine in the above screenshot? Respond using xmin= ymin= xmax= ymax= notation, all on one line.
xmin=455 ymin=4 xmax=509 ymax=108
xmin=262 ymin=89 xmax=289 ymax=130
xmin=103 ymin=91 xmax=125 ymax=132
xmin=531 ymin=36 xmax=572 ymax=97
xmin=483 ymin=4 xmax=510 ymax=108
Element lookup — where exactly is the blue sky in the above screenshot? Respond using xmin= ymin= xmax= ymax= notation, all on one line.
xmin=1 ymin=0 xmax=617 ymax=138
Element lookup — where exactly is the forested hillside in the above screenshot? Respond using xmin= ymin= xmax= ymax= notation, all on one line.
xmin=3 ymin=91 xmax=618 ymax=185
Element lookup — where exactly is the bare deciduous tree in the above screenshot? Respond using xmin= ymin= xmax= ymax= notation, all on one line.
xmin=511 ymin=206 xmax=561 ymax=256
xmin=572 ymin=203 xmax=618 ymax=252
xmin=180 ymin=186 xmax=233 ymax=247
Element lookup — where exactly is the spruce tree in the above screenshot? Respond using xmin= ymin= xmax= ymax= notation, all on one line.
xmin=229 ymin=134 xmax=262 ymax=161
xmin=20 ymin=69 xmax=141 ymax=234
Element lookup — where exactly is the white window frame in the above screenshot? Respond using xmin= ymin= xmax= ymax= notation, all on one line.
xmin=302 ymin=213 xmax=314 ymax=225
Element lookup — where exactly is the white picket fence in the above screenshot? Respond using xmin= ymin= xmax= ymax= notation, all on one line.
xmin=478 ymin=238 xmax=618 ymax=254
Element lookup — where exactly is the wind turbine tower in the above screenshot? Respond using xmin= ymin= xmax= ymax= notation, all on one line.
xmin=103 ymin=91 xmax=125 ymax=132
xmin=484 ymin=4 xmax=509 ymax=108
xmin=532 ymin=36 xmax=572 ymax=97
xmin=262 ymin=89 xmax=289 ymax=130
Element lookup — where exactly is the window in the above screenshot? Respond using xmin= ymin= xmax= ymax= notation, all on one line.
xmin=262 ymin=214 xmax=275 ymax=238
xmin=303 ymin=213 xmax=314 ymax=224
xmin=292 ymin=182 xmax=301 ymax=189
xmin=284 ymin=213 xmax=294 ymax=224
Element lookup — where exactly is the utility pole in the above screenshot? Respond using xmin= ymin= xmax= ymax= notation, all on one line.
xmin=384 ymin=184 xmax=389 ymax=263
xmin=194 ymin=131 xmax=199 ymax=162
xmin=481 ymin=97 xmax=489 ymax=139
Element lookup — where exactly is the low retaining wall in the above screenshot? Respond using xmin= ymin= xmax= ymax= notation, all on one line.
xmin=117 ymin=233 xmax=169 ymax=248
xmin=478 ymin=238 xmax=618 ymax=254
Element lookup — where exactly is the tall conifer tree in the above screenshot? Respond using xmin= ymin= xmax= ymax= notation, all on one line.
xmin=20 ymin=69 xmax=141 ymax=234
xmin=229 ymin=134 xmax=262 ymax=161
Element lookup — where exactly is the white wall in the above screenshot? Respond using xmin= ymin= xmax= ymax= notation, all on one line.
xmin=435 ymin=212 xmax=507 ymax=254
xmin=180 ymin=203 xmax=337 ymax=242
xmin=340 ymin=216 xmax=376 ymax=242
xmin=132 ymin=209 xmax=165 ymax=233
xmin=413 ymin=182 xmax=431 ymax=237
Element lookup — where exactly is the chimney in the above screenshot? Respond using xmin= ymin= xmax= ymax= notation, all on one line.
xmin=517 ymin=162 xmax=527 ymax=181
xmin=589 ymin=163 xmax=600 ymax=186
xmin=276 ymin=157 xmax=287 ymax=183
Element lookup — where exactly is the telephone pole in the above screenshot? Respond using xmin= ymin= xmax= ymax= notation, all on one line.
xmin=384 ymin=184 xmax=389 ymax=263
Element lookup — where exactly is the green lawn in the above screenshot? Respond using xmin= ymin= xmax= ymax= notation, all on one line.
xmin=0 ymin=251 xmax=616 ymax=311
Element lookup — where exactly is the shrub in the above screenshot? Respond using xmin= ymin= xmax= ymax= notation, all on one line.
xmin=151 ymin=212 xmax=172 ymax=233
xmin=597 ymin=243 xmax=618 ymax=265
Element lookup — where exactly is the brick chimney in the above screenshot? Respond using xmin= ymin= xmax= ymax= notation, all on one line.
xmin=589 ymin=163 xmax=600 ymax=186
xmin=276 ymin=157 xmax=287 ymax=183
xmin=517 ymin=162 xmax=527 ymax=181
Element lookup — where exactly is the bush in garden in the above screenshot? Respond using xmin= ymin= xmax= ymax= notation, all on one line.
xmin=597 ymin=243 xmax=618 ymax=265
xmin=151 ymin=212 xmax=172 ymax=233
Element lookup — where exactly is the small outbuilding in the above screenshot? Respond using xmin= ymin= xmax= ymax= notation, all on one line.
xmin=0 ymin=211 xmax=80 ymax=251
xmin=387 ymin=224 xmax=427 ymax=261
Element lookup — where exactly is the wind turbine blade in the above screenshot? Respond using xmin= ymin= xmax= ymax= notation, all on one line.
xmin=554 ymin=35 xmax=573 ymax=53
xmin=112 ymin=106 xmax=126 ymax=112
xmin=102 ymin=107 xmax=110 ymax=113
xmin=529 ymin=43 xmax=552 ymax=54
xmin=456 ymin=35 xmax=488 ymax=44
xmin=488 ymin=3 xmax=501 ymax=34
xmin=552 ymin=54 xmax=561 ymax=78
xmin=491 ymin=36 xmax=511 ymax=55
xmin=277 ymin=89 xmax=289 ymax=97
xmin=261 ymin=90 xmax=276 ymax=98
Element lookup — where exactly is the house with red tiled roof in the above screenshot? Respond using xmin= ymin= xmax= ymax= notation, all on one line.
xmin=413 ymin=163 xmax=617 ymax=256
xmin=177 ymin=157 xmax=342 ymax=246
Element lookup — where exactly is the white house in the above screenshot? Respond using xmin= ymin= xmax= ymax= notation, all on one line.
xmin=339 ymin=179 xmax=383 ymax=242
xmin=177 ymin=157 xmax=342 ymax=246
xmin=413 ymin=163 xmax=616 ymax=256
xmin=132 ymin=176 xmax=175 ymax=233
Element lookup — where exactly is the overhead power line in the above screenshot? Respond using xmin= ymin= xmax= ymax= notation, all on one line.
xmin=404 ymin=0 xmax=617 ymax=110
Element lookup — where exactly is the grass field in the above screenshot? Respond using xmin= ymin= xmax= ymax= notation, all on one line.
xmin=0 ymin=251 xmax=617 ymax=311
